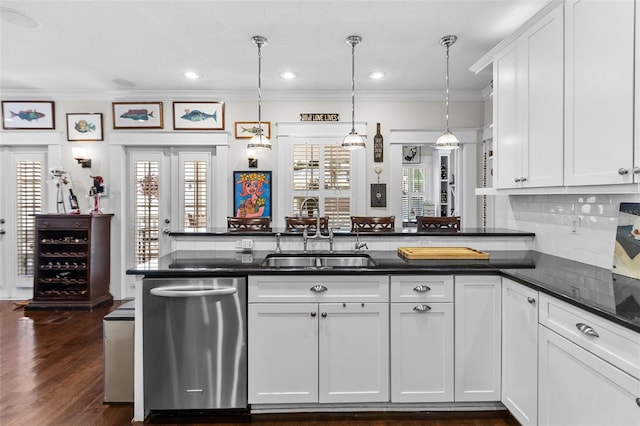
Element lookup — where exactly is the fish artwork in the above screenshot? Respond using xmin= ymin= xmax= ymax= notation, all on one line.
xmin=180 ymin=109 xmax=217 ymax=122
xmin=120 ymin=109 xmax=154 ymax=121
xmin=74 ymin=120 xmax=96 ymax=133
xmin=10 ymin=109 xmax=45 ymax=121
xmin=241 ymin=126 xmax=262 ymax=135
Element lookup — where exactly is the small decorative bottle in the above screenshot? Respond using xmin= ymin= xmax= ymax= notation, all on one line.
xmin=68 ymin=189 xmax=80 ymax=213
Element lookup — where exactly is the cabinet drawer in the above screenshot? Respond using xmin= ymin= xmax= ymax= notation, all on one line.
xmin=390 ymin=275 xmax=453 ymax=303
xmin=539 ymin=294 xmax=640 ymax=380
xmin=37 ymin=217 xmax=90 ymax=229
xmin=249 ymin=275 xmax=388 ymax=303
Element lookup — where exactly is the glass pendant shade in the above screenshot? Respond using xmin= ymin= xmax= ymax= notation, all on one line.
xmin=342 ymin=131 xmax=366 ymax=150
xmin=436 ymin=34 xmax=460 ymax=150
xmin=342 ymin=35 xmax=365 ymax=150
xmin=435 ymin=129 xmax=460 ymax=150
xmin=247 ymin=132 xmax=271 ymax=150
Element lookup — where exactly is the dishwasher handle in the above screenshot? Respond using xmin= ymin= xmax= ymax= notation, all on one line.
xmin=150 ymin=285 xmax=237 ymax=298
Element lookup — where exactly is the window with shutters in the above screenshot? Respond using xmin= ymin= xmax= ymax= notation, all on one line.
xmin=182 ymin=160 xmax=207 ymax=229
xmin=402 ymin=166 xmax=427 ymax=222
xmin=16 ymin=161 xmax=42 ymax=276
xmin=292 ymin=141 xmax=352 ymax=230
xmin=134 ymin=160 xmax=159 ymax=264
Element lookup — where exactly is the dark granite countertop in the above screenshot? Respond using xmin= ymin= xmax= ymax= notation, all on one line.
xmin=128 ymin=250 xmax=640 ymax=333
xmin=168 ymin=227 xmax=536 ymax=237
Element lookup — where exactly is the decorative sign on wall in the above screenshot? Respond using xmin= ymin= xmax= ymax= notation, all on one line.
xmin=371 ymin=184 xmax=386 ymax=208
xmin=373 ymin=122 xmax=383 ymax=162
xmin=300 ymin=113 xmax=340 ymax=122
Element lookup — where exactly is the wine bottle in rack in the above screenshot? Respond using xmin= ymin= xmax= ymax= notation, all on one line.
xmin=69 ymin=189 xmax=79 ymax=212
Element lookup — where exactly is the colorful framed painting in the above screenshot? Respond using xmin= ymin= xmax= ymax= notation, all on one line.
xmin=233 ymin=171 xmax=272 ymax=218
xmin=66 ymin=113 xmax=103 ymax=141
xmin=2 ymin=101 xmax=55 ymax=130
xmin=613 ymin=203 xmax=640 ymax=279
xmin=235 ymin=121 xmax=271 ymax=139
xmin=112 ymin=102 xmax=163 ymax=129
xmin=173 ymin=101 xmax=225 ymax=130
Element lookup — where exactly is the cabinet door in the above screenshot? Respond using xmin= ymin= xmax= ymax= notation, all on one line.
xmin=248 ymin=303 xmax=318 ymax=404
xmin=493 ymin=43 xmax=523 ymax=189
xmin=319 ymin=303 xmax=389 ymax=403
xmin=523 ymin=4 xmax=563 ymax=188
xmin=539 ymin=325 xmax=640 ymax=426
xmin=390 ymin=302 xmax=453 ymax=402
xmin=501 ymin=279 xmax=538 ymax=426
xmin=454 ymin=275 xmax=501 ymax=402
xmin=564 ymin=0 xmax=635 ymax=185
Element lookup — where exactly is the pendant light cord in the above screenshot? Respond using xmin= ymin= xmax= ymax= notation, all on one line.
xmin=257 ymin=41 xmax=263 ymax=136
xmin=444 ymin=42 xmax=450 ymax=132
xmin=350 ymin=39 xmax=356 ymax=134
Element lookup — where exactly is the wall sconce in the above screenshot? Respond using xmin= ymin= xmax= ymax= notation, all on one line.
xmin=247 ymin=148 xmax=258 ymax=168
xmin=72 ymin=147 xmax=92 ymax=168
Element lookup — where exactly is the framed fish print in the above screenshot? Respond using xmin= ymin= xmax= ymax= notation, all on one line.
xmin=235 ymin=121 xmax=271 ymax=139
xmin=2 ymin=101 xmax=55 ymax=130
xmin=66 ymin=113 xmax=103 ymax=141
xmin=112 ymin=101 xmax=163 ymax=129
xmin=173 ymin=101 xmax=225 ymax=131
xmin=233 ymin=171 xmax=272 ymax=218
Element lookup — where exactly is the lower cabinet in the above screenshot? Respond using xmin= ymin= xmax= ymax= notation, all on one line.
xmin=538 ymin=325 xmax=640 ymax=426
xmin=390 ymin=275 xmax=454 ymax=402
xmin=248 ymin=275 xmax=389 ymax=405
xmin=454 ymin=275 xmax=502 ymax=402
xmin=501 ymin=278 xmax=538 ymax=426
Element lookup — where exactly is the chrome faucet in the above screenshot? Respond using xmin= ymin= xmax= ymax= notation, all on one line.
xmin=354 ymin=227 xmax=368 ymax=251
xmin=299 ymin=197 xmax=333 ymax=252
xmin=275 ymin=232 xmax=282 ymax=253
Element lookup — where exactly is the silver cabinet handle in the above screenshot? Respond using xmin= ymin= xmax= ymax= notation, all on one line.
xmin=150 ymin=285 xmax=236 ymax=299
xmin=514 ymin=177 xmax=521 ymax=183
xmin=520 ymin=177 xmax=527 ymax=182
xmin=413 ymin=304 xmax=431 ymax=312
xmin=636 ymin=397 xmax=640 ymax=407
xmin=527 ymin=297 xmax=536 ymax=304
xmin=576 ymin=322 xmax=599 ymax=338
xmin=310 ymin=312 xmax=317 ymax=317
xmin=618 ymin=168 xmax=630 ymax=175
xmin=634 ymin=167 xmax=640 ymax=175
xmin=321 ymin=312 xmax=327 ymax=318
xmin=413 ymin=285 xmax=431 ymax=293
xmin=310 ymin=284 xmax=328 ymax=293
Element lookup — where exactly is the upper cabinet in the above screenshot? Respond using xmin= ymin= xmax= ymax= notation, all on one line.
xmin=493 ymin=5 xmax=564 ymax=189
xmin=564 ymin=0 xmax=635 ymax=185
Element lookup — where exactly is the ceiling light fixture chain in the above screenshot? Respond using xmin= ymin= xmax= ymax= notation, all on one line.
xmin=435 ymin=34 xmax=460 ymax=150
xmin=248 ymin=35 xmax=271 ymax=150
xmin=342 ymin=35 xmax=366 ymax=150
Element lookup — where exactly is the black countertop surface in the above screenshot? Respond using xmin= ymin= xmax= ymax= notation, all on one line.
xmin=128 ymin=250 xmax=640 ymax=333
xmin=169 ymin=227 xmax=536 ymax=237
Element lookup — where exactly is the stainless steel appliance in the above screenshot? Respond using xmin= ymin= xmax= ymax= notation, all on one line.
xmin=143 ymin=277 xmax=247 ymax=411
xmin=103 ymin=307 xmax=134 ymax=403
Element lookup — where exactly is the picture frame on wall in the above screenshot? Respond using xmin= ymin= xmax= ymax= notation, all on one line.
xmin=370 ymin=183 xmax=387 ymax=208
xmin=173 ymin=101 xmax=225 ymax=130
xmin=112 ymin=102 xmax=163 ymax=129
xmin=235 ymin=121 xmax=271 ymax=139
xmin=233 ymin=170 xmax=272 ymax=218
xmin=402 ymin=145 xmax=421 ymax=164
xmin=2 ymin=101 xmax=55 ymax=130
xmin=66 ymin=113 xmax=103 ymax=141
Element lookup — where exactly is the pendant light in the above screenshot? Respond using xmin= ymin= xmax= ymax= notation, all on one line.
xmin=342 ymin=35 xmax=366 ymax=150
xmin=248 ymin=35 xmax=270 ymax=150
xmin=435 ymin=35 xmax=460 ymax=150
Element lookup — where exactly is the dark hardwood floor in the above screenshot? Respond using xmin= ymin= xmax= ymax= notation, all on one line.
xmin=0 ymin=301 xmax=519 ymax=426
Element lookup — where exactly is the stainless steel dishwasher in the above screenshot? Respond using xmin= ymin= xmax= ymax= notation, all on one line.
xmin=143 ymin=277 xmax=247 ymax=411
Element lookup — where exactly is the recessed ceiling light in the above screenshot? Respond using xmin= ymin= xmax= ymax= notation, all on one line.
xmin=280 ymin=71 xmax=298 ymax=80
xmin=183 ymin=71 xmax=202 ymax=80
xmin=368 ymin=71 xmax=387 ymax=80
xmin=0 ymin=7 xmax=39 ymax=28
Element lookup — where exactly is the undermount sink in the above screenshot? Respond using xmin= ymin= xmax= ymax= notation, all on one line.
xmin=261 ymin=253 xmax=377 ymax=268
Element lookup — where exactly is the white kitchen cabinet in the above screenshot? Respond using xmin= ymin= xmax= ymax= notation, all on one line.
xmin=493 ymin=4 xmax=563 ymax=189
xmin=564 ymin=0 xmax=635 ymax=185
xmin=538 ymin=325 xmax=640 ymax=426
xmin=454 ymin=275 xmax=501 ymax=402
xmin=248 ymin=303 xmax=319 ymax=404
xmin=501 ymin=279 xmax=538 ymax=426
xmin=390 ymin=302 xmax=454 ymax=402
xmin=247 ymin=275 xmax=389 ymax=405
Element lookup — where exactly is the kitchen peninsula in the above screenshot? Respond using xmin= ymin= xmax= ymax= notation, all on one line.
xmin=129 ymin=228 xmax=640 ymax=425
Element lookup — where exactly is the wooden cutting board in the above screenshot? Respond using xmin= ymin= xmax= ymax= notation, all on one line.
xmin=398 ymin=246 xmax=489 ymax=260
